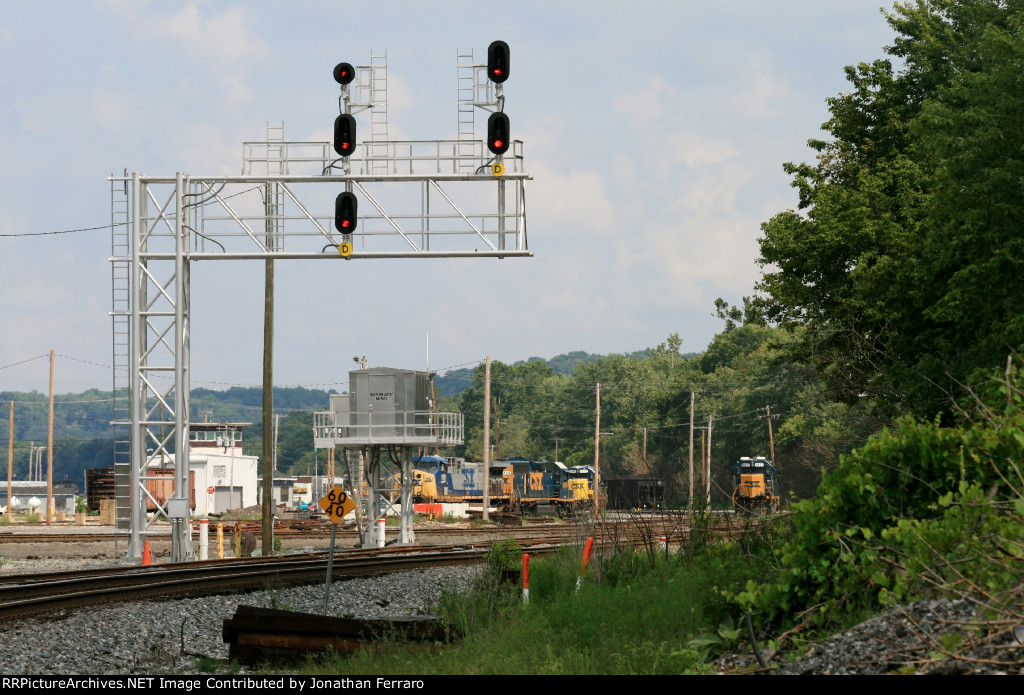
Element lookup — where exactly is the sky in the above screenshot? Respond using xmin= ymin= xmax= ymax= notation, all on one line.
xmin=0 ymin=0 xmax=899 ymax=397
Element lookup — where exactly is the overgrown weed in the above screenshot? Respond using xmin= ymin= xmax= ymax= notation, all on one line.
xmin=300 ymin=523 xmax=788 ymax=675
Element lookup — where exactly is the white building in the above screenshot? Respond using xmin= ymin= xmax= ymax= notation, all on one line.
xmin=0 ymin=480 xmax=78 ymax=516
xmin=166 ymin=422 xmax=260 ymax=516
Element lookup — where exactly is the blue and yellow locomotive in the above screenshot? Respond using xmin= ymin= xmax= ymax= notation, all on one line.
xmin=411 ymin=455 xmax=602 ymax=516
xmin=411 ymin=455 xmax=515 ymax=510
xmin=509 ymin=458 xmax=602 ymax=516
xmin=731 ymin=455 xmax=779 ymax=514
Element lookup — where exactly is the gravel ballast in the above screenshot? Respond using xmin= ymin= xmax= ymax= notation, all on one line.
xmin=0 ymin=555 xmax=479 ymax=675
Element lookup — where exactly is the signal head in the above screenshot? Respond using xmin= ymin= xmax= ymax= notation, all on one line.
xmin=487 ymin=112 xmax=510 ymax=155
xmin=333 ymin=62 xmax=356 ymax=85
xmin=333 ymin=114 xmax=357 ymax=158
xmin=487 ymin=41 xmax=510 ymax=84
xmin=335 ymin=191 xmax=358 ymax=234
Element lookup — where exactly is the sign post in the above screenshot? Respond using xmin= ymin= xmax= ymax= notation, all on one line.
xmin=319 ymin=485 xmax=355 ymax=613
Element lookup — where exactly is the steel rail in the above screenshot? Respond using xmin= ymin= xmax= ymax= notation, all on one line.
xmin=0 ymin=543 xmax=565 ymax=621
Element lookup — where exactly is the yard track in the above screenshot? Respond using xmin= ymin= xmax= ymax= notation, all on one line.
xmin=0 ymin=512 xmax=763 ymax=620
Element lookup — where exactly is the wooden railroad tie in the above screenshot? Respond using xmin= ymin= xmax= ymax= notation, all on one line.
xmin=222 ymin=605 xmax=458 ymax=666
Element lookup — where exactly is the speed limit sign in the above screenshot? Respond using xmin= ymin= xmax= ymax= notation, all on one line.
xmin=319 ymin=485 xmax=355 ymax=523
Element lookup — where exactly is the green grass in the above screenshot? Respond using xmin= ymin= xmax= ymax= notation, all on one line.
xmin=285 ymin=515 xmax=784 ymax=675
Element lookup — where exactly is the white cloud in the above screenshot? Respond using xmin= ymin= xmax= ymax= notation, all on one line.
xmin=99 ymin=0 xmax=266 ymax=106
xmin=612 ymin=77 xmax=673 ymax=129
xmin=727 ymin=56 xmax=791 ymax=120
xmin=527 ymin=162 xmax=616 ymax=240
xmin=89 ymin=89 xmax=132 ymax=132
xmin=176 ymin=124 xmax=244 ymax=174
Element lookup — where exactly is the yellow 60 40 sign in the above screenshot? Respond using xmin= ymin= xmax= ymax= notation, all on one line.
xmin=319 ymin=485 xmax=355 ymax=523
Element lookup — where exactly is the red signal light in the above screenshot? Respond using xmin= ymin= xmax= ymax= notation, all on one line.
xmin=333 ymin=115 xmax=356 ymax=158
xmin=335 ymin=192 xmax=358 ymax=234
xmin=333 ymin=62 xmax=356 ymax=85
xmin=487 ymin=41 xmax=510 ymax=84
xmin=487 ymin=112 xmax=510 ymax=155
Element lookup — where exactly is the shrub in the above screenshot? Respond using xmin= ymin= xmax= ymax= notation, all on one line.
xmin=738 ymin=361 xmax=1024 ymax=629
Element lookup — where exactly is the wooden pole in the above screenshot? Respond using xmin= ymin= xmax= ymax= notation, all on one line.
xmin=688 ymin=391 xmax=695 ymax=513
xmin=594 ymin=382 xmax=601 ymax=516
xmin=706 ymin=415 xmax=713 ymax=509
xmin=642 ymin=427 xmax=648 ymax=475
xmin=700 ymin=428 xmax=706 ymax=493
xmin=7 ymin=402 xmax=13 ymax=520
xmin=46 ymin=349 xmax=54 ymax=524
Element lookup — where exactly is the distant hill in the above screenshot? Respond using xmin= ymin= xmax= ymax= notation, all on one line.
xmin=516 ymin=350 xmax=604 ymax=375
xmin=433 ymin=348 xmax=697 ymax=398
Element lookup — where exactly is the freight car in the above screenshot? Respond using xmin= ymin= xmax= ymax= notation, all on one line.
xmin=731 ymin=456 xmax=779 ymax=514
xmin=86 ymin=466 xmax=196 ymax=513
xmin=604 ymin=474 xmax=664 ymax=510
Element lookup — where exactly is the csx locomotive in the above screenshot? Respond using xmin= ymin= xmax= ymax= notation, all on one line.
xmin=411 ymin=455 xmax=603 ymax=516
xmin=731 ymin=455 xmax=779 ymax=514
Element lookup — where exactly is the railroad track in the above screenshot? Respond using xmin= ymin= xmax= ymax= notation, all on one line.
xmin=0 ymin=514 xmax=756 ymax=620
xmin=0 ymin=541 xmax=570 ymax=621
xmin=0 ymin=523 xmax=573 ymax=544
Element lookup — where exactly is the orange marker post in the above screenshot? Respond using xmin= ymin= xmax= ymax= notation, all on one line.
xmin=582 ymin=537 xmax=594 ymax=573
xmin=522 ymin=553 xmax=531 ymax=605
xmin=576 ymin=537 xmax=595 ymax=593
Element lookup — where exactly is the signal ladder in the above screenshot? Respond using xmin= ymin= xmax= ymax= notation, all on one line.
xmin=109 ymin=171 xmax=131 ymax=534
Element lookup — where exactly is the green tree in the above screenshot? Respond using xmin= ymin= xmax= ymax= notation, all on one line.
xmin=756 ymin=0 xmax=1024 ymax=417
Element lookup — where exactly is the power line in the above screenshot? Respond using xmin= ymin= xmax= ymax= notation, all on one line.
xmin=0 ymin=355 xmax=49 ymax=371
xmin=0 ymin=224 xmax=121 ymax=238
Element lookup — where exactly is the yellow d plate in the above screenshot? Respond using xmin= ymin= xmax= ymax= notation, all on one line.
xmin=338 ymin=241 xmax=353 ymax=257
xmin=491 ymin=162 xmax=505 ymax=177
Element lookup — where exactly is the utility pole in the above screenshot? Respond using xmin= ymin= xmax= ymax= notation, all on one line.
xmin=7 ymin=402 xmax=13 ymax=521
xmin=552 ymin=437 xmax=564 ymax=463
xmin=700 ymin=428 xmax=705 ymax=493
xmin=764 ymin=405 xmax=778 ymax=467
xmin=594 ymin=382 xmax=601 ymax=516
xmin=482 ymin=357 xmax=491 ymax=522
xmin=706 ymin=414 xmax=713 ymax=509
xmin=642 ymin=427 xmax=648 ymax=474
xmin=47 ymin=349 xmax=54 ymax=525
xmin=688 ymin=391 xmax=695 ymax=513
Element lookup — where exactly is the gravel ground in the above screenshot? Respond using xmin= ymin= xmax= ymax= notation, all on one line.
xmin=718 ymin=599 xmax=1024 ymax=675
xmin=0 ymin=556 xmax=479 ymax=675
